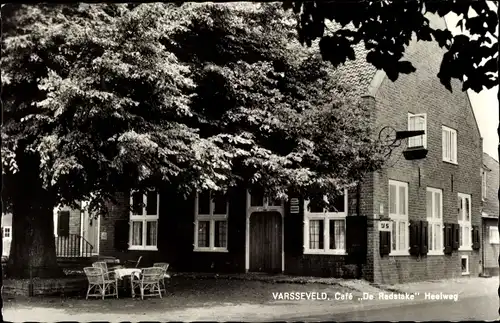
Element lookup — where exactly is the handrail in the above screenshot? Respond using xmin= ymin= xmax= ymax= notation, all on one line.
xmin=80 ymin=234 xmax=95 ymax=257
xmin=55 ymin=234 xmax=94 ymax=258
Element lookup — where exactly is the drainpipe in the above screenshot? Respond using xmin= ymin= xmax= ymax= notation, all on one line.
xmin=356 ymin=180 xmax=362 ymax=279
xmin=481 ymin=221 xmax=486 ymax=277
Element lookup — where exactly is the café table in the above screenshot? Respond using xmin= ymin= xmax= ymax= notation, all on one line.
xmin=113 ymin=268 xmax=141 ymax=297
xmin=114 ymin=268 xmax=141 ymax=280
xmin=113 ymin=268 xmax=171 ymax=297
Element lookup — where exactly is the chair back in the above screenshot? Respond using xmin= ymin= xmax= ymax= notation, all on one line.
xmin=84 ymin=267 xmax=105 ymax=285
xmin=153 ymin=262 xmax=169 ymax=271
xmin=92 ymin=261 xmax=109 ymax=279
xmin=135 ymin=256 xmax=143 ymax=268
xmin=141 ymin=267 xmax=164 ymax=284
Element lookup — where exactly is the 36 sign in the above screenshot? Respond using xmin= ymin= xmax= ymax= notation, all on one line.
xmin=378 ymin=221 xmax=392 ymax=232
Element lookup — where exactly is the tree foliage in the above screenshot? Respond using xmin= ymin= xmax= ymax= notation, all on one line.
xmin=1 ymin=3 xmax=384 ymax=216
xmin=284 ymin=0 xmax=498 ymax=93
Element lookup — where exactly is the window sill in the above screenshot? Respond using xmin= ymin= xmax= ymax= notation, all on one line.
xmin=461 ymin=272 xmax=470 ymax=276
xmin=193 ymin=248 xmax=229 ymax=253
xmin=490 ymin=242 xmax=500 ymax=245
xmin=128 ymin=246 xmax=158 ymax=251
xmin=427 ymin=251 xmax=445 ymax=256
xmin=304 ymin=249 xmax=346 ymax=256
xmin=458 ymin=247 xmax=473 ymax=252
xmin=407 ymin=145 xmax=427 ymax=150
xmin=443 ymin=160 xmax=458 ymax=165
xmin=388 ymin=251 xmax=410 ymax=257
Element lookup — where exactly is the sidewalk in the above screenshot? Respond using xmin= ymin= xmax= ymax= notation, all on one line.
xmin=3 ymin=273 xmax=496 ymax=322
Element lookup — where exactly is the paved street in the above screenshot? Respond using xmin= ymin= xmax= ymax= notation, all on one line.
xmin=3 ymin=276 xmax=498 ymax=322
xmin=295 ymin=293 xmax=498 ymax=321
xmin=5 ymin=293 xmax=498 ymax=322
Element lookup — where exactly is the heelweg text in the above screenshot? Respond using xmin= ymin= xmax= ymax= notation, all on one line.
xmin=271 ymin=291 xmax=459 ymax=302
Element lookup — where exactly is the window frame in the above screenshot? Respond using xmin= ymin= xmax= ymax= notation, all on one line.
xmin=426 ymin=187 xmax=444 ymax=255
xmin=457 ymin=192 xmax=472 ymax=251
xmin=407 ymin=112 xmax=427 ymax=149
xmin=2 ymin=226 xmax=12 ymax=239
xmin=388 ymin=180 xmax=409 ymax=256
xmin=193 ymin=191 xmax=229 ymax=253
xmin=489 ymin=226 xmax=499 ymax=244
xmin=128 ymin=190 xmax=160 ymax=251
xmin=303 ymin=190 xmax=348 ymax=255
xmin=248 ymin=191 xmax=284 ymax=211
xmin=461 ymin=255 xmax=469 ymax=275
xmin=442 ymin=125 xmax=458 ymax=164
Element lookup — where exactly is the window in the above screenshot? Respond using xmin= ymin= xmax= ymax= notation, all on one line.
xmin=57 ymin=210 xmax=70 ymax=237
xmin=389 ymin=180 xmax=409 ymax=255
xmin=482 ymin=169 xmax=487 ymax=201
xmin=408 ymin=113 xmax=427 ymax=148
xmin=194 ymin=191 xmax=228 ymax=252
xmin=457 ymin=193 xmax=472 ymax=250
xmin=461 ymin=255 xmax=469 ymax=275
xmin=304 ymin=191 xmax=347 ymax=255
xmin=442 ymin=126 xmax=457 ymax=164
xmin=249 ymin=190 xmax=283 ymax=208
xmin=2 ymin=226 xmax=11 ymax=239
xmin=426 ymin=187 xmax=443 ymax=255
xmin=490 ymin=226 xmax=499 ymax=244
xmin=129 ymin=190 xmax=159 ymax=250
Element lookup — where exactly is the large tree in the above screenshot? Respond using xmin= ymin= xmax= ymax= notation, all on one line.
xmin=282 ymin=0 xmax=498 ymax=315
xmin=1 ymin=3 xmax=384 ymax=278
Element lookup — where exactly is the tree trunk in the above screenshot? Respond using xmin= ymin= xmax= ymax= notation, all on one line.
xmin=4 ymin=146 xmax=62 ymax=279
xmin=5 ymin=196 xmax=62 ymax=278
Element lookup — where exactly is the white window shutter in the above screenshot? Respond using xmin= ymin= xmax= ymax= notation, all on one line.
xmin=408 ymin=114 xmax=415 ymax=147
xmin=453 ymin=131 xmax=457 ymax=163
xmin=442 ymin=129 xmax=447 ymax=160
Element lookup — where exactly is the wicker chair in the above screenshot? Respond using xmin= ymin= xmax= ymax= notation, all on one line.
xmin=84 ymin=267 xmax=119 ymax=300
xmin=153 ymin=262 xmax=170 ymax=295
xmin=92 ymin=262 xmax=118 ymax=280
xmin=124 ymin=256 xmax=143 ymax=268
xmin=131 ymin=267 xmax=164 ymax=300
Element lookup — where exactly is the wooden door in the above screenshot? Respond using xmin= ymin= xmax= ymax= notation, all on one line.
xmin=249 ymin=211 xmax=282 ymax=273
xmin=82 ymin=214 xmax=99 ymax=255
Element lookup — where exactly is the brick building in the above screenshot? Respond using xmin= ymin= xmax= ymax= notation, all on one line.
xmin=2 ymin=213 xmax=12 ymax=257
xmin=96 ymin=13 xmax=483 ymax=284
xmin=2 ymin=204 xmax=99 ymax=258
xmin=481 ymin=153 xmax=499 ymax=276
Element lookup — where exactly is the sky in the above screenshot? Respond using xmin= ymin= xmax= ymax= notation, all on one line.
xmin=445 ymin=5 xmax=499 ymax=161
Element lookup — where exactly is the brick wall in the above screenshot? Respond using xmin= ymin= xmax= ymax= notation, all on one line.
xmin=99 ymin=189 xmax=247 ymax=272
xmin=363 ymin=13 xmax=483 ymax=284
xmin=482 ymin=153 xmax=499 ymax=217
xmin=481 ymin=154 xmax=499 ymax=275
xmin=98 ymin=192 xmax=165 ymax=265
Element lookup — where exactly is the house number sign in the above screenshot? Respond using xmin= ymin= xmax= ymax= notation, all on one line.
xmin=290 ymin=198 xmax=300 ymax=214
xmin=378 ymin=221 xmax=392 ymax=232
